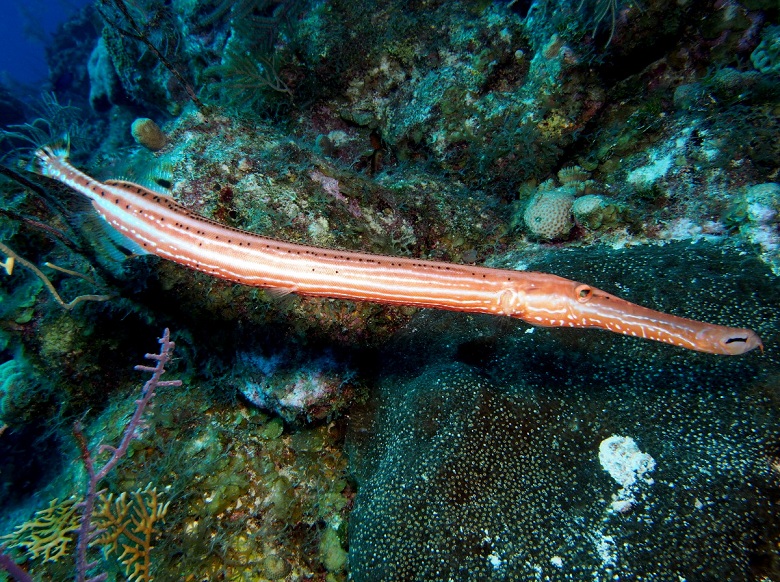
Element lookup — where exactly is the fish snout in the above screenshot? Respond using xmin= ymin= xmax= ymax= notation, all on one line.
xmin=698 ymin=326 xmax=764 ymax=355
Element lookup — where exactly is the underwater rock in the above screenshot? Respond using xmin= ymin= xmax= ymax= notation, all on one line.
xmin=234 ymin=349 xmax=356 ymax=424
xmin=672 ymin=82 xmax=708 ymax=111
xmin=87 ymin=37 xmax=123 ymax=112
xmin=598 ymin=435 xmax=656 ymax=514
xmin=297 ymin=1 xmax=601 ymax=189
xmin=0 ymin=359 xmax=26 ymax=422
xmin=0 ymin=357 xmax=52 ymax=428
xmin=739 ymin=182 xmax=780 ymax=275
xmin=745 ymin=182 xmax=780 ymax=225
xmin=319 ymin=527 xmax=348 ymax=573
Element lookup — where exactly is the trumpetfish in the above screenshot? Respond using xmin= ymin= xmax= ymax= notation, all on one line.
xmin=28 ymin=139 xmax=762 ymax=355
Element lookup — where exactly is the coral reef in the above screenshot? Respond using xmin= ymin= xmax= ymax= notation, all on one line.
xmin=46 ymin=5 xmax=100 ymax=112
xmin=0 ymin=0 xmax=779 ymax=579
xmin=92 ymin=485 xmax=170 ymax=582
xmin=572 ymin=193 xmax=618 ymax=230
xmin=515 ymin=165 xmax=622 ymax=240
xmin=1 ymin=498 xmax=81 ymax=562
xmin=349 ymin=358 xmax=779 ymax=579
xmin=88 ymin=37 xmax=124 ymax=113
xmin=737 ymin=182 xmax=780 ymax=274
xmin=0 ymin=354 xmax=52 ymax=429
xmin=1 ymin=486 xmax=169 ymax=582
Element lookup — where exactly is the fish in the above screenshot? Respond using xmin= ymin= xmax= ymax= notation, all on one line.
xmin=28 ymin=138 xmax=763 ymax=355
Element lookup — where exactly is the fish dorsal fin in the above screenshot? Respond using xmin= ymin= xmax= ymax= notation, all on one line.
xmin=45 ymin=135 xmax=71 ymax=159
xmin=103 ymin=179 xmax=176 ymax=200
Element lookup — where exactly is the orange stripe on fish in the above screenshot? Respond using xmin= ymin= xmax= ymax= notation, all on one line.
xmin=28 ymin=139 xmax=763 ymax=355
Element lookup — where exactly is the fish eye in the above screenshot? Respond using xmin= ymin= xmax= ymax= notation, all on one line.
xmin=575 ymin=284 xmax=592 ymax=303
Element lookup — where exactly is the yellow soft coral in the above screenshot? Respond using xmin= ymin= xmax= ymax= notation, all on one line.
xmin=1 ymin=497 xmax=81 ymax=562
xmin=92 ymin=484 xmax=170 ymax=582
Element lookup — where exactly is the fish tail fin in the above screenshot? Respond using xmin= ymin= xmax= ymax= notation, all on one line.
xmin=27 ymin=135 xmax=71 ymax=177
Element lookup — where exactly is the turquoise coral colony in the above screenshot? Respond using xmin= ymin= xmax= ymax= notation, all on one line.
xmin=0 ymin=0 xmax=779 ymax=580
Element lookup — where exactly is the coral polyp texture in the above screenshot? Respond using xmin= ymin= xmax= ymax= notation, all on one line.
xmin=522 ymin=186 xmax=575 ymax=240
xmin=349 ymin=356 xmax=779 ymax=580
xmin=572 ymin=194 xmax=617 ymax=230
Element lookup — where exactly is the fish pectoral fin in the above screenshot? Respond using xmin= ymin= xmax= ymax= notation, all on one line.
xmin=264 ymin=286 xmax=298 ymax=299
xmin=80 ymin=211 xmax=150 ymax=259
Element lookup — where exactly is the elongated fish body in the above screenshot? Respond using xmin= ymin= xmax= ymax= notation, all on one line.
xmin=28 ymin=141 xmax=763 ymax=355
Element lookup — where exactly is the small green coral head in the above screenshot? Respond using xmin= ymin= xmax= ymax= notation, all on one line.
xmin=751 ymin=25 xmax=780 ymax=77
xmin=572 ymin=194 xmax=617 ymax=230
xmin=319 ymin=527 xmax=348 ymax=572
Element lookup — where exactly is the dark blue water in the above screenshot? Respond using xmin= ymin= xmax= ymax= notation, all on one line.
xmin=0 ymin=0 xmax=92 ymax=90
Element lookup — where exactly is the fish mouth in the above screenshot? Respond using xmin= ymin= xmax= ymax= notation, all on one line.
xmin=716 ymin=330 xmax=763 ymax=355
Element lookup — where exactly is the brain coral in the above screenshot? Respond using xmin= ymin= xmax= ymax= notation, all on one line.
xmin=523 ymin=187 xmax=574 ymax=240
